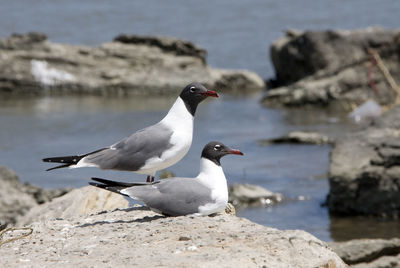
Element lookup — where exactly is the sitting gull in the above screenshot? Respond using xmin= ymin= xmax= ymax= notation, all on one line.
xmin=89 ymin=141 xmax=243 ymax=216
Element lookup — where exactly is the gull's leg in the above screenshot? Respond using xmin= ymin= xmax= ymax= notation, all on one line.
xmin=150 ymin=176 xmax=155 ymax=182
xmin=146 ymin=175 xmax=151 ymax=183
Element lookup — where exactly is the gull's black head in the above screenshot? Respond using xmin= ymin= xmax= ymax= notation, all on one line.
xmin=179 ymin=83 xmax=219 ymax=116
xmin=201 ymin=141 xmax=243 ymax=166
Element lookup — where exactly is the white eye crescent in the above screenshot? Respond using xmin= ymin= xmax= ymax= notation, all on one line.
xmin=214 ymin=144 xmax=221 ymax=150
xmin=189 ymin=86 xmax=196 ymax=93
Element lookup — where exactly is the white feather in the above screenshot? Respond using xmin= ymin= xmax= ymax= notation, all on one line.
xmin=196 ymin=158 xmax=228 ymax=215
xmin=138 ymin=97 xmax=194 ymax=175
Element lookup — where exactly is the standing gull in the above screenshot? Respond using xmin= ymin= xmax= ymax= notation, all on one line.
xmin=89 ymin=141 xmax=243 ymax=216
xmin=43 ymin=83 xmax=218 ymax=182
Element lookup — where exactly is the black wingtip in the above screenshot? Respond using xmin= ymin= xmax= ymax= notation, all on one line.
xmin=89 ymin=182 xmax=107 ymax=189
xmin=89 ymin=181 xmax=129 ymax=196
xmin=42 ymin=157 xmax=53 ymax=163
xmin=46 ymin=164 xmax=71 ymax=171
xmin=91 ymin=177 xmax=154 ymax=187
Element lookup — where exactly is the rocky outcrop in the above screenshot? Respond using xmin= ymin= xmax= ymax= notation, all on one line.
xmin=0 ymin=32 xmax=265 ymax=95
xmin=0 ymin=190 xmax=345 ymax=268
xmin=0 ymin=166 xmax=69 ymax=229
xmin=17 ymin=186 xmax=129 ymax=226
xmin=263 ymin=28 xmax=400 ymax=107
xmin=260 ymin=131 xmax=333 ymax=145
xmin=330 ymin=238 xmax=400 ymax=267
xmin=327 ymin=106 xmax=400 ymax=217
xmin=228 ymin=183 xmax=283 ymax=208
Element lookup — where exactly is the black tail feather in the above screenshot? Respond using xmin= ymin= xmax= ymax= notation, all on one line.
xmin=88 ymin=182 xmax=127 ymax=196
xmin=89 ymin=177 xmax=158 ymax=196
xmin=43 ymin=148 xmax=107 ymax=171
xmin=46 ymin=164 xmax=72 ymax=171
xmin=42 ymin=154 xmax=85 ymax=164
xmin=91 ymin=177 xmax=153 ymax=187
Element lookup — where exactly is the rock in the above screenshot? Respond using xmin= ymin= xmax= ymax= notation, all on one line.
xmin=352 ymin=254 xmax=400 ymax=268
xmin=329 ymin=238 xmax=400 ymax=266
xmin=263 ymin=28 xmax=400 ymax=107
xmin=228 ymin=183 xmax=283 ymax=208
xmin=0 ymin=32 xmax=47 ymax=49
xmin=0 ymin=32 xmax=265 ymax=95
xmin=114 ymin=34 xmax=207 ymax=63
xmin=17 ymin=186 xmax=129 ymax=226
xmin=0 ymin=166 xmax=69 ymax=229
xmin=1 ymin=203 xmax=345 ymax=267
xmin=22 ymin=183 xmax=71 ymax=205
xmin=0 ymin=166 xmax=36 ymax=229
xmin=260 ymin=131 xmax=333 ymax=145
xmin=224 ymin=203 xmax=236 ymax=215
xmin=327 ymin=106 xmax=400 ymax=217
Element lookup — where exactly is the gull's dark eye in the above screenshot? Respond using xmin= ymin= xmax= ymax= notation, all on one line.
xmin=214 ymin=144 xmax=221 ymax=151
xmin=189 ymin=86 xmax=196 ymax=93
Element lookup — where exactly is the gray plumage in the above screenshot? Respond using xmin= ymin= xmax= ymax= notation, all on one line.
xmin=89 ymin=141 xmax=244 ymax=216
xmin=89 ymin=177 xmax=213 ymax=216
xmin=122 ymin=178 xmax=213 ymax=216
xmin=84 ymin=123 xmax=173 ymax=171
xmin=43 ymin=83 xmax=219 ymax=176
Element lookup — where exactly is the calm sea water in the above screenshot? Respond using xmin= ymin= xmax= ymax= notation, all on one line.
xmin=1 ymin=0 xmax=399 ymax=241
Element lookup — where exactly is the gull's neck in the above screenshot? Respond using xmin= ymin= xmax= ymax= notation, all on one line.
xmin=196 ymin=158 xmax=227 ymax=192
xmin=161 ymin=97 xmax=194 ymax=130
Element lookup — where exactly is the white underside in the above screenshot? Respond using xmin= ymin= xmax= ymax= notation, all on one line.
xmin=72 ymin=159 xmax=98 ymax=169
xmin=136 ymin=97 xmax=193 ymax=175
xmin=196 ymin=158 xmax=228 ymax=215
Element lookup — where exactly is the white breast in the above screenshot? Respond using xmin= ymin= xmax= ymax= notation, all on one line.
xmin=138 ymin=97 xmax=194 ymax=175
xmin=196 ymin=158 xmax=229 ymax=215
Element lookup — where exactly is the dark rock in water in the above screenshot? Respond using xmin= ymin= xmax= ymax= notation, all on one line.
xmin=260 ymin=131 xmax=333 ymax=145
xmin=22 ymin=183 xmax=71 ymax=205
xmin=0 ymin=32 xmax=47 ymax=49
xmin=329 ymin=238 xmax=400 ymax=266
xmin=327 ymin=106 xmax=400 ymax=217
xmin=0 ymin=32 xmax=265 ymax=95
xmin=114 ymin=34 xmax=207 ymax=63
xmin=0 ymin=166 xmax=70 ymax=229
xmin=263 ymin=28 xmax=400 ymax=107
xmin=228 ymin=183 xmax=283 ymax=208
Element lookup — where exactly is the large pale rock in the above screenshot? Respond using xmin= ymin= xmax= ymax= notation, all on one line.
xmin=17 ymin=186 xmax=129 ymax=225
xmin=327 ymin=106 xmax=400 ymax=217
xmin=2 ymin=204 xmax=345 ymax=268
xmin=264 ymin=28 xmax=400 ymax=107
xmin=0 ymin=32 xmax=265 ymax=95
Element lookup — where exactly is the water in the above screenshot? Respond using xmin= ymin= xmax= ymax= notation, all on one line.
xmin=0 ymin=94 xmax=383 ymax=242
xmin=2 ymin=0 xmax=399 ymax=77
xmin=1 ymin=1 xmax=400 ymax=242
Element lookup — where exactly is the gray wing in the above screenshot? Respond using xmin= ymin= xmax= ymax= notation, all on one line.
xmin=123 ymin=178 xmax=213 ymax=216
xmin=83 ymin=122 xmax=173 ymax=171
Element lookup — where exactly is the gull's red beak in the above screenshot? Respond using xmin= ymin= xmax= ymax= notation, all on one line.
xmin=227 ymin=149 xmax=244 ymax=156
xmin=201 ymin=90 xmax=219 ymax=98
